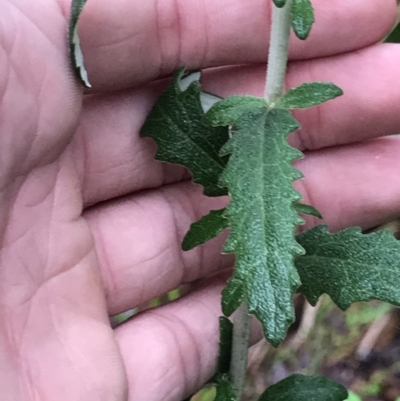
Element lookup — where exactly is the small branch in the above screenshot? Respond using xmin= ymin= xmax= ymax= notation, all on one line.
xmin=289 ymin=300 xmax=320 ymax=351
xmin=230 ymin=301 xmax=251 ymax=400
xmin=264 ymin=0 xmax=293 ymax=102
xmin=356 ymin=310 xmax=393 ymax=361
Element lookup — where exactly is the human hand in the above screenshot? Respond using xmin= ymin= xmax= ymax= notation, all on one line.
xmin=1 ymin=0 xmax=399 ymax=400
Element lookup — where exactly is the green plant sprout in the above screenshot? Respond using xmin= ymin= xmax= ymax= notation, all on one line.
xmin=70 ymin=0 xmax=400 ymax=400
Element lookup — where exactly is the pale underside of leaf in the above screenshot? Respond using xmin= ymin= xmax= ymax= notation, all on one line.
xmin=211 ymin=104 xmax=305 ymax=346
xmin=141 ymin=69 xmax=229 ymax=197
xmin=296 ymin=225 xmax=400 ymax=309
xmin=69 ymin=0 xmax=91 ymax=88
xmin=259 ymin=374 xmax=348 ymax=401
xmin=179 ymin=72 xmax=224 ymax=113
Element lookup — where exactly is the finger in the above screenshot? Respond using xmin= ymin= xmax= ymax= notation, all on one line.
xmin=295 ymin=136 xmax=400 ymax=232
xmin=75 ymin=0 xmax=396 ymax=90
xmin=85 ymin=182 xmax=231 ymax=315
xmin=115 ymin=276 xmax=262 ymax=401
xmin=86 ymin=137 xmax=400 ymax=315
xmin=73 ymin=85 xmax=183 ymax=207
xmin=76 ymin=44 xmax=400 ymax=206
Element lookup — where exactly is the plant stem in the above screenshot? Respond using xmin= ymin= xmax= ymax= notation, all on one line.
xmin=264 ymin=0 xmax=293 ymax=102
xmin=229 ymin=3 xmax=293 ymax=399
xmin=230 ymin=301 xmax=251 ymax=400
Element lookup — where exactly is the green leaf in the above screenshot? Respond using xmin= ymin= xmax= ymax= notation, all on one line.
xmin=217 ymin=317 xmax=233 ymax=375
xmin=291 ymin=0 xmax=315 ymax=40
xmin=385 ymin=22 xmax=400 ymax=43
xmin=69 ymin=0 xmax=91 ymax=88
xmin=214 ymin=376 xmax=237 ymax=401
xmin=182 ymin=209 xmax=229 ymax=251
xmin=208 ymin=98 xmax=305 ymax=346
xmin=296 ymin=225 xmax=400 ymax=309
xmin=141 ymin=69 xmax=229 ymax=197
xmin=294 ymin=202 xmax=323 ymax=219
xmin=221 ymin=279 xmax=246 ymax=317
xmin=273 ymin=0 xmax=287 ymax=7
xmin=206 ymin=96 xmax=267 ymax=127
xmin=278 ymin=83 xmax=343 ymax=109
xmin=259 ymin=374 xmax=348 ymax=401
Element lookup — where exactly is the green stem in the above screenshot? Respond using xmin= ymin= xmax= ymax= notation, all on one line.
xmin=264 ymin=0 xmax=293 ymax=102
xmin=230 ymin=301 xmax=251 ymax=400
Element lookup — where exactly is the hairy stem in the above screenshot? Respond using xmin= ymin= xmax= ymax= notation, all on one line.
xmin=230 ymin=301 xmax=251 ymax=400
xmin=264 ymin=0 xmax=293 ymax=101
xmin=229 ymin=3 xmax=293 ymax=399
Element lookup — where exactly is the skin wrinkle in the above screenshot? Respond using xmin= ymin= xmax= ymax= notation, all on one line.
xmin=145 ymin=309 xmax=203 ymax=400
xmin=200 ymin=0 xmax=209 ymax=70
xmin=1 ymin=59 xmax=61 ymax=184
xmin=163 ymin=189 xmax=188 ymax=288
xmin=115 ymin=279 xmax=226 ymax=400
xmin=87 ymin=213 xmax=117 ymax=308
xmin=2 ymin=5 xmax=17 ymax=56
xmin=54 ymin=0 xmax=70 ymax=21
xmin=173 ymin=0 xmax=183 ymax=72
xmin=17 ymin=247 xmax=92 ymax=309
xmin=25 ymin=170 xmax=54 ymax=286
xmin=0 ymin=180 xmax=51 ymax=263
xmin=0 ymin=67 xmax=34 ymax=186
xmin=90 ymin=32 xmax=142 ymax=51
xmin=3 ymin=291 xmax=50 ymax=401
xmin=0 ymin=45 xmax=11 ymax=106
xmin=286 ymin=63 xmax=322 ymax=151
xmin=35 ymin=60 xmax=48 ymax=101
xmin=176 ymin=316 xmax=203 ymax=401
xmin=13 ymin=305 xmax=40 ymax=401
xmin=162 ymin=183 xmax=223 ymax=285
xmin=7 ymin=1 xmax=61 ymax=54
xmin=155 ymin=0 xmax=164 ymax=76
xmin=3 ymin=160 xmax=89 ymax=306
xmin=0 ymin=178 xmax=24 ymax=250
xmin=178 ymin=189 xmax=210 ymax=283
xmin=86 ymin=179 xmax=231 ymax=314
xmin=74 ymin=102 xmax=99 ymax=204
xmin=47 ymin=295 xmax=82 ymax=380
xmin=1 ymin=4 xmax=80 ymax=180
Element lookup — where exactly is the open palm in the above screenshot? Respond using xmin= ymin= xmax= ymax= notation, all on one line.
xmin=1 ymin=0 xmax=400 ymax=400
